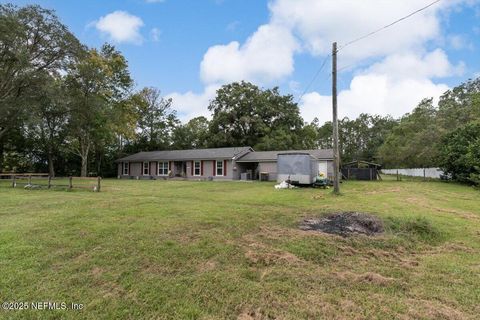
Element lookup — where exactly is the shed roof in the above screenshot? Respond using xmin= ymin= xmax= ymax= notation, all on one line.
xmin=236 ymin=149 xmax=334 ymax=162
xmin=115 ymin=147 xmax=253 ymax=162
xmin=342 ymin=160 xmax=382 ymax=168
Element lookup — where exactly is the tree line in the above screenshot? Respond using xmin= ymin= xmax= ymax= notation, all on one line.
xmin=1 ymin=4 xmax=479 ymax=184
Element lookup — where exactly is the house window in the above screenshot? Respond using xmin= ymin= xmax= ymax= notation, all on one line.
xmin=143 ymin=162 xmax=149 ymax=175
xmin=158 ymin=161 xmax=169 ymax=176
xmin=123 ymin=162 xmax=129 ymax=175
xmin=194 ymin=161 xmax=201 ymax=176
xmin=216 ymin=160 xmax=224 ymax=176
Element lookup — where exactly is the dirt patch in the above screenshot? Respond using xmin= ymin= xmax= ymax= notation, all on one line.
xmin=403 ymin=298 xmax=466 ymax=320
xmin=334 ymin=271 xmax=395 ymax=286
xmin=300 ymin=212 xmax=384 ymax=237
xmin=197 ymin=260 xmax=217 ymax=273
xmin=245 ymin=247 xmax=301 ymax=266
xmin=365 ymin=187 xmax=402 ymax=195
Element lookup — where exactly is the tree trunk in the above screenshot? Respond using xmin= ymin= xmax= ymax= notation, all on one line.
xmin=79 ymin=136 xmax=90 ymax=177
xmin=0 ymin=139 xmax=4 ymax=173
xmin=80 ymin=155 xmax=88 ymax=177
xmin=47 ymin=150 xmax=55 ymax=177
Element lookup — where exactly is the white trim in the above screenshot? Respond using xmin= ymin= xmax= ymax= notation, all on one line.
xmin=123 ymin=162 xmax=129 ymax=175
xmin=194 ymin=160 xmax=201 ymax=176
xmin=143 ymin=161 xmax=149 ymax=176
xmin=216 ymin=160 xmax=224 ymax=176
xmin=157 ymin=161 xmax=169 ymax=176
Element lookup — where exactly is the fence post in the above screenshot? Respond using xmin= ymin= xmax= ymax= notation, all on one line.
xmin=97 ymin=176 xmax=101 ymax=192
xmin=12 ymin=175 xmax=16 ymax=188
xmin=423 ymin=168 xmax=426 ymax=181
xmin=69 ymin=176 xmax=73 ymax=189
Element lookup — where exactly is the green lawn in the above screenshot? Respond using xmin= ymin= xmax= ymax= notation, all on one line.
xmin=0 ymin=179 xmax=479 ymax=319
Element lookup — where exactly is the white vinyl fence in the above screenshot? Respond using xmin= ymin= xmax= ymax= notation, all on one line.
xmin=381 ymin=168 xmax=444 ymax=179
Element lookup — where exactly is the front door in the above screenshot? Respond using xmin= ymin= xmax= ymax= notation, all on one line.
xmin=318 ymin=161 xmax=328 ymax=177
xmin=174 ymin=161 xmax=186 ymax=177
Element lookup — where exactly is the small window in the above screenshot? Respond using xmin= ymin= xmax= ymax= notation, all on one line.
xmin=216 ymin=160 xmax=224 ymax=176
xmin=123 ymin=162 xmax=129 ymax=175
xmin=158 ymin=161 xmax=169 ymax=176
xmin=194 ymin=161 xmax=201 ymax=176
xmin=143 ymin=162 xmax=149 ymax=175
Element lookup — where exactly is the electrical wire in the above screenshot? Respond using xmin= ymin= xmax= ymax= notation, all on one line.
xmin=295 ymin=54 xmax=331 ymax=104
xmin=337 ymin=0 xmax=442 ymax=52
xmin=296 ymin=0 xmax=442 ymax=103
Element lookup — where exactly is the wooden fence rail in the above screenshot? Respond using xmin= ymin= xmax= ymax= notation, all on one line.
xmin=0 ymin=173 xmax=101 ymax=192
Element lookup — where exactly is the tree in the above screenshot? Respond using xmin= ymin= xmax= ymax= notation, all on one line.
xmin=437 ymin=78 xmax=480 ymax=132
xmin=208 ymin=81 xmax=304 ymax=150
xmin=0 ymin=4 xmax=80 ymax=155
xmin=133 ymin=87 xmax=178 ymax=151
xmin=439 ymin=122 xmax=480 ymax=185
xmin=65 ymin=44 xmax=133 ymax=176
xmin=171 ymin=116 xmax=209 ymax=149
xmin=25 ymin=74 xmax=68 ymax=177
xmin=377 ymin=99 xmax=438 ymax=168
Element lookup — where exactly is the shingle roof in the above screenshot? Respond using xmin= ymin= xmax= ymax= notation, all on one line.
xmin=115 ymin=147 xmax=253 ymax=162
xmin=236 ymin=149 xmax=334 ymax=162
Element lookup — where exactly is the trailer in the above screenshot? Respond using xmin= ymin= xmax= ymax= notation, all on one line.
xmin=277 ymin=153 xmax=318 ymax=185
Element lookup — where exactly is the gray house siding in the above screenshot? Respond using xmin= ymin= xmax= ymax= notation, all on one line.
xmin=258 ymin=162 xmax=277 ymax=181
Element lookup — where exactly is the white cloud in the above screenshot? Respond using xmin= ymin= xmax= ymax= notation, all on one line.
xmin=200 ymin=24 xmax=298 ymax=85
xmin=365 ymin=49 xmax=465 ymax=80
xmin=166 ymin=85 xmax=219 ymax=122
xmin=299 ymin=50 xmax=457 ymax=122
xmin=95 ymin=11 xmax=144 ymax=44
xmin=150 ymin=28 xmax=161 ymax=42
xmin=170 ymin=0 xmax=475 ymax=122
xmin=269 ymin=0 xmax=470 ymax=63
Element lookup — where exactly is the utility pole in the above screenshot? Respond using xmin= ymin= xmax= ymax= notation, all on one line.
xmin=332 ymin=42 xmax=340 ymax=194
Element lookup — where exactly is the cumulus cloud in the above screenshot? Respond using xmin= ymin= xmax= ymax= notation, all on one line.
xmin=170 ymin=0 xmax=474 ymax=122
xmin=166 ymin=85 xmax=219 ymax=122
xmin=299 ymin=50 xmax=458 ymax=122
xmin=95 ymin=11 xmax=144 ymax=44
xmin=269 ymin=0 xmax=470 ymax=63
xmin=200 ymin=24 xmax=298 ymax=85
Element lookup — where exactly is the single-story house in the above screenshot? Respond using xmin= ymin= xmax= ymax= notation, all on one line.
xmin=115 ymin=147 xmax=334 ymax=181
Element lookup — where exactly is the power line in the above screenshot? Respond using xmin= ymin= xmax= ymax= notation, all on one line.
xmin=337 ymin=0 xmax=442 ymax=52
xmin=296 ymin=0 xmax=441 ymax=103
xmin=295 ymin=54 xmax=331 ymax=104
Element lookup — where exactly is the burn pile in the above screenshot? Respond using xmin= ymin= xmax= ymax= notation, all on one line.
xmin=300 ymin=212 xmax=384 ymax=236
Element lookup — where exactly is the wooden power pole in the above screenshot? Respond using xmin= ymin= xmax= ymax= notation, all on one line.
xmin=332 ymin=42 xmax=340 ymax=194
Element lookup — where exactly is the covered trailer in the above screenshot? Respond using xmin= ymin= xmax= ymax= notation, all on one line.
xmin=277 ymin=153 xmax=318 ymax=185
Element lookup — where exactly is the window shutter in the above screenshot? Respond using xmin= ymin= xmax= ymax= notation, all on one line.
xmin=155 ymin=162 xmax=158 ymax=175
xmin=128 ymin=162 xmax=131 ymax=175
xmin=213 ymin=161 xmax=216 ymax=176
xmin=191 ymin=161 xmax=194 ymax=176
xmin=224 ymin=160 xmax=227 ymax=176
xmin=201 ymin=161 xmax=204 ymax=176
xmin=169 ymin=161 xmax=172 ymax=171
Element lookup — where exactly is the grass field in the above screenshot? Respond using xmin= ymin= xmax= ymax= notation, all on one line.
xmin=0 ymin=178 xmax=479 ymax=319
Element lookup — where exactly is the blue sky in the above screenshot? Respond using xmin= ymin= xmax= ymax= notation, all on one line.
xmin=5 ymin=0 xmax=480 ymax=123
